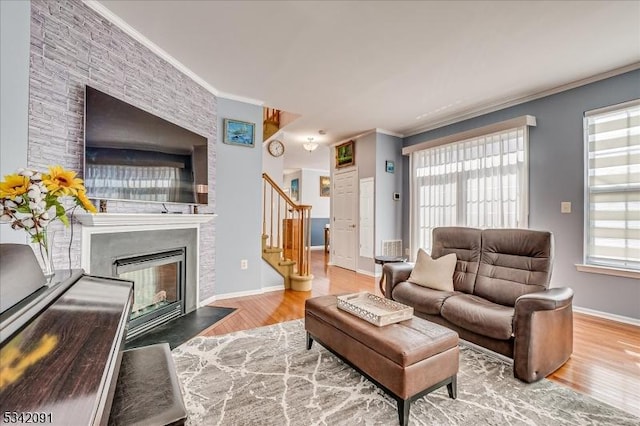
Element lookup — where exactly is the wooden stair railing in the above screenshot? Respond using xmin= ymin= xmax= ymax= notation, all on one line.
xmin=263 ymin=107 xmax=281 ymax=141
xmin=262 ymin=172 xmax=313 ymax=291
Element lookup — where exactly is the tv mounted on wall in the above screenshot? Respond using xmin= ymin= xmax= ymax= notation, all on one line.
xmin=84 ymin=86 xmax=209 ymax=205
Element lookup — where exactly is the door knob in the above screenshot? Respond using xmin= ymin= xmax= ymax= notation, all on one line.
xmin=350 ymin=224 xmax=356 ymax=228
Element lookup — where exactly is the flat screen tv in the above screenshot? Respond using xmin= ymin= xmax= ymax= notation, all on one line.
xmin=84 ymin=86 xmax=208 ymax=205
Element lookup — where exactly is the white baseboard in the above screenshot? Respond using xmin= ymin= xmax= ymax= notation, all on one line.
xmin=198 ymin=294 xmax=217 ymax=307
xmin=356 ymin=269 xmax=377 ymax=278
xmin=310 ymin=245 xmax=325 ymax=251
xmin=201 ymin=284 xmax=286 ymax=303
xmin=213 ymin=289 xmax=264 ymax=301
xmin=573 ymin=306 xmax=640 ymax=327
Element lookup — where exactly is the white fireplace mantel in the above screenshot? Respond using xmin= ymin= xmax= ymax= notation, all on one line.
xmin=76 ymin=213 xmax=216 ymax=227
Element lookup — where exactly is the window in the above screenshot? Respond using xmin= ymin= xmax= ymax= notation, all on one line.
xmin=410 ymin=119 xmax=531 ymax=253
xmin=584 ymin=99 xmax=640 ymax=271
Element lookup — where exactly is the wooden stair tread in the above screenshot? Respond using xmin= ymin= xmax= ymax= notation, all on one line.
xmin=264 ymin=247 xmax=283 ymax=254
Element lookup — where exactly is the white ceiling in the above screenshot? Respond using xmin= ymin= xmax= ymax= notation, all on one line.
xmin=96 ymin=0 xmax=640 ymax=159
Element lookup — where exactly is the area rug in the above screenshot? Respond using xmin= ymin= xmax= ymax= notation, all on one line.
xmin=172 ymin=320 xmax=637 ymax=425
xmin=125 ymin=306 xmax=235 ymax=350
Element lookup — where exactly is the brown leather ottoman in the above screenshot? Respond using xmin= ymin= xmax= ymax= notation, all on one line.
xmin=305 ymin=295 xmax=459 ymax=426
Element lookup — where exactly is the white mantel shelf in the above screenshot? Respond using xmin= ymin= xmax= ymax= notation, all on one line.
xmin=76 ymin=213 xmax=216 ymax=227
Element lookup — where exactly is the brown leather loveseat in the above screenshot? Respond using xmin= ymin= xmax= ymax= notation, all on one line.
xmin=383 ymin=227 xmax=574 ymax=383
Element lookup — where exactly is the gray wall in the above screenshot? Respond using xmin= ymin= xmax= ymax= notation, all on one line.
xmin=25 ymin=0 xmax=217 ymax=301
xmin=216 ymin=98 xmax=264 ymax=296
xmin=262 ymin=142 xmax=284 ymax=186
xmin=355 ymin=132 xmax=377 ymax=273
xmin=0 ymin=0 xmax=30 ymax=244
xmin=301 ymin=169 xmax=330 ymax=218
xmin=284 ymin=170 xmax=302 ymax=201
xmin=310 ymin=218 xmax=330 ymax=247
xmin=329 ymin=132 xmax=405 ymax=275
xmin=403 ymin=69 xmax=640 ymax=318
xmin=375 ymin=133 xmax=403 ymax=256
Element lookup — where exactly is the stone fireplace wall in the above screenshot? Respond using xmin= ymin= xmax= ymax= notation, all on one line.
xmin=27 ymin=0 xmax=217 ymax=301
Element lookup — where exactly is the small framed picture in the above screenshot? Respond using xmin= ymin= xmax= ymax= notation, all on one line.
xmin=291 ymin=178 xmax=299 ymax=201
xmin=223 ymin=118 xmax=255 ymax=147
xmin=385 ymin=160 xmax=395 ymax=173
xmin=335 ymin=140 xmax=355 ymax=168
xmin=320 ymin=176 xmax=330 ymax=197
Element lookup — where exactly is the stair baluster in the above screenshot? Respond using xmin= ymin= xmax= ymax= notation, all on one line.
xmin=261 ymin=173 xmax=313 ymax=291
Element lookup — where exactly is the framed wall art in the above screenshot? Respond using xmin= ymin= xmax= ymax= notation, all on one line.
xmin=291 ymin=178 xmax=299 ymax=201
xmin=223 ymin=118 xmax=255 ymax=147
xmin=385 ymin=160 xmax=395 ymax=173
xmin=335 ymin=140 xmax=355 ymax=168
xmin=320 ymin=176 xmax=330 ymax=197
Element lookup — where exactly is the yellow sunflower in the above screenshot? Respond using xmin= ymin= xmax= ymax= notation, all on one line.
xmin=42 ymin=165 xmax=85 ymax=196
xmin=76 ymin=190 xmax=97 ymax=213
xmin=0 ymin=174 xmax=29 ymax=199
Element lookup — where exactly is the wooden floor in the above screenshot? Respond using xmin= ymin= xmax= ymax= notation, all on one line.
xmin=204 ymin=250 xmax=640 ymax=418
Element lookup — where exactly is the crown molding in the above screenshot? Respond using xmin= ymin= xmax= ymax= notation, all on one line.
xmin=330 ymin=129 xmax=374 ymax=147
xmin=402 ymin=115 xmax=536 ymax=156
xmin=83 ymin=0 xmax=263 ymax=107
xmin=331 ymin=128 xmax=404 ymax=147
xmin=217 ymin=91 xmax=264 ymax=106
xmin=301 ymin=167 xmax=331 ymax=173
xmin=375 ymin=128 xmax=404 ymax=138
xmin=83 ymin=1 xmax=219 ymax=96
xmin=403 ymin=62 xmax=640 ymax=137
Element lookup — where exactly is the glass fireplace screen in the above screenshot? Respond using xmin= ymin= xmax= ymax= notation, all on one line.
xmin=114 ymin=248 xmax=185 ymax=334
xmin=120 ymin=261 xmax=179 ymax=320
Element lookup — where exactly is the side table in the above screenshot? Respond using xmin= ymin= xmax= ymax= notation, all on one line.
xmin=375 ymin=255 xmax=407 ymax=295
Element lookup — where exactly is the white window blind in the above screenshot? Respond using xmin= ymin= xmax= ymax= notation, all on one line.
xmin=411 ymin=125 xmax=529 ymax=253
xmin=584 ymin=99 xmax=640 ymax=271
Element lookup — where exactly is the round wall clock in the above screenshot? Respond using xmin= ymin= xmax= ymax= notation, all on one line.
xmin=268 ymin=139 xmax=285 ymax=157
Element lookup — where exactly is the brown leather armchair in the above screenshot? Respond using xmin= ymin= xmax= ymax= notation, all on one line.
xmin=384 ymin=227 xmax=574 ymax=383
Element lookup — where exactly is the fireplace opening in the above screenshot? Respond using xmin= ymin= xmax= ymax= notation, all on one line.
xmin=114 ymin=248 xmax=186 ymax=340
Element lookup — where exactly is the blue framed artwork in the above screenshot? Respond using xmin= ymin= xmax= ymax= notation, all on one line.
xmin=223 ymin=118 xmax=255 ymax=147
xmin=385 ymin=160 xmax=395 ymax=173
xmin=291 ymin=178 xmax=299 ymax=201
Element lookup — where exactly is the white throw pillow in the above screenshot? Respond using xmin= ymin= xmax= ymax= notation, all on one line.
xmin=407 ymin=249 xmax=456 ymax=291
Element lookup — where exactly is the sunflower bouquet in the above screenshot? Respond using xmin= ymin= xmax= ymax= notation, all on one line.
xmin=0 ymin=166 xmax=96 ymax=275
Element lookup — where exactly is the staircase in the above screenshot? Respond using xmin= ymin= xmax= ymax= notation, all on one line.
xmin=262 ymin=173 xmax=313 ymax=291
xmin=263 ymin=108 xmax=280 ymax=141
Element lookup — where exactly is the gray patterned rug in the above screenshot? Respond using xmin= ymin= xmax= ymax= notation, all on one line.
xmin=172 ymin=320 xmax=637 ymax=425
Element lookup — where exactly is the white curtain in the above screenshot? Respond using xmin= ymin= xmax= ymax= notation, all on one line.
xmin=85 ymin=165 xmax=181 ymax=202
xmin=411 ymin=127 xmax=528 ymax=253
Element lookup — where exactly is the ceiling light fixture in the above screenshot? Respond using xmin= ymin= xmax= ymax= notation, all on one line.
xmin=303 ymin=137 xmax=318 ymax=152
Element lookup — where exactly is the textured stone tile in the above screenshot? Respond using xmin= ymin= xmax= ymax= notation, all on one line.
xmin=28 ymin=0 xmax=217 ymax=301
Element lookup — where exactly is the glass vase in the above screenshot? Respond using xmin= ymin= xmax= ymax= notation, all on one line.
xmin=37 ymin=228 xmax=56 ymax=278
